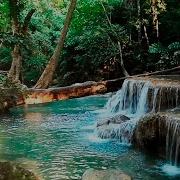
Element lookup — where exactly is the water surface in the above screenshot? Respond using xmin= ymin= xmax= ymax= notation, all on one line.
xmin=0 ymin=95 xmax=179 ymax=180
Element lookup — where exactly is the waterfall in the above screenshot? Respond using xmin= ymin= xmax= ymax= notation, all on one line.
xmin=106 ymin=79 xmax=160 ymax=116
xmin=106 ymin=78 xmax=180 ymax=115
xmin=97 ymin=78 xmax=180 ymax=144
xmin=166 ymin=117 xmax=180 ymax=166
xmin=98 ymin=79 xmax=160 ymax=143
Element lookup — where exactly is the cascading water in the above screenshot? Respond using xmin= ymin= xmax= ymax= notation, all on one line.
xmin=166 ymin=117 xmax=180 ymax=166
xmin=97 ymin=78 xmax=180 ymax=144
xmin=105 ymin=79 xmax=160 ymax=115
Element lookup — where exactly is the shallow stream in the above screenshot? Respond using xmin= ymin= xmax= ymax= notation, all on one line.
xmin=0 ymin=95 xmax=179 ymax=180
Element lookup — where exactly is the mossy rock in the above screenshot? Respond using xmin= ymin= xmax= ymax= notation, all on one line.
xmin=0 ymin=162 xmax=39 ymax=180
xmin=0 ymin=75 xmax=27 ymax=114
xmin=132 ymin=114 xmax=168 ymax=154
xmin=133 ymin=113 xmax=180 ymax=161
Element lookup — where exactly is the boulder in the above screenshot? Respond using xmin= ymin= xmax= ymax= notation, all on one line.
xmin=133 ymin=114 xmax=167 ymax=152
xmin=96 ymin=114 xmax=131 ymax=140
xmin=0 ymin=161 xmax=40 ymax=180
xmin=133 ymin=113 xmax=180 ymax=163
xmin=82 ymin=169 xmax=132 ymax=180
xmin=0 ymin=91 xmax=17 ymax=114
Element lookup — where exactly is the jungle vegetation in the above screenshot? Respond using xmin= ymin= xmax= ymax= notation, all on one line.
xmin=0 ymin=0 xmax=179 ymax=88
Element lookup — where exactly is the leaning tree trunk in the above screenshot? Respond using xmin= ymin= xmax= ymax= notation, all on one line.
xmin=117 ymin=41 xmax=129 ymax=77
xmin=34 ymin=0 xmax=77 ymax=89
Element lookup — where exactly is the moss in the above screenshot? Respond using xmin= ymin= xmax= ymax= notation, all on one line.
xmin=0 ymin=162 xmax=39 ymax=180
xmin=0 ymin=75 xmax=27 ymax=114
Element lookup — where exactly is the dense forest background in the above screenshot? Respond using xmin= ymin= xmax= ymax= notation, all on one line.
xmin=0 ymin=0 xmax=179 ymax=87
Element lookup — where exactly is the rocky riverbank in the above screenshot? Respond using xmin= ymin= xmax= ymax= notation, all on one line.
xmin=0 ymin=161 xmax=40 ymax=180
xmin=0 ymin=76 xmax=26 ymax=114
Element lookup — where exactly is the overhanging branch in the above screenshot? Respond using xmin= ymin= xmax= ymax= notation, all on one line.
xmin=22 ymin=9 xmax=36 ymax=35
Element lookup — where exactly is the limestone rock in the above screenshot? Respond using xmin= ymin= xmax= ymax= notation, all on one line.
xmin=133 ymin=113 xmax=167 ymax=152
xmin=96 ymin=114 xmax=131 ymax=140
xmin=97 ymin=114 xmax=130 ymax=127
xmin=133 ymin=113 xmax=180 ymax=162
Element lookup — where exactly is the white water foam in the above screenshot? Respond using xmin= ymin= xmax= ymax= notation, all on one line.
xmin=87 ymin=134 xmax=109 ymax=143
xmin=161 ymin=164 xmax=180 ymax=176
xmin=97 ymin=79 xmax=158 ymax=143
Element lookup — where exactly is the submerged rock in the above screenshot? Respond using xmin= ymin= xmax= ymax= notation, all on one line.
xmin=0 ymin=161 xmax=40 ymax=180
xmin=97 ymin=114 xmax=130 ymax=127
xmin=82 ymin=169 xmax=132 ymax=180
xmin=96 ymin=114 xmax=132 ymax=141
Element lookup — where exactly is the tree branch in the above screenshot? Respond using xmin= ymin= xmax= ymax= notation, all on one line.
xmin=22 ymin=9 xmax=36 ymax=35
xmin=9 ymin=0 xmax=19 ymax=35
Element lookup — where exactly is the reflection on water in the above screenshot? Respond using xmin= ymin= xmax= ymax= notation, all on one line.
xmin=0 ymin=95 xmax=179 ymax=180
xmin=24 ymin=112 xmax=43 ymax=122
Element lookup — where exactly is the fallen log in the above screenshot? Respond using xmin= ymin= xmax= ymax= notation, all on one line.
xmin=19 ymin=79 xmax=125 ymax=105
xmin=18 ymin=66 xmax=180 ymax=105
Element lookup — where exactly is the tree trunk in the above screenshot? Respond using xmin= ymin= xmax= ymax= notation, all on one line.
xmin=22 ymin=9 xmax=36 ymax=35
xmin=143 ymin=25 xmax=149 ymax=48
xmin=8 ymin=0 xmax=21 ymax=82
xmin=8 ymin=45 xmax=22 ymax=82
xmin=8 ymin=3 xmax=35 ymax=82
xmin=117 ymin=41 xmax=129 ymax=77
xmin=137 ymin=0 xmax=141 ymax=44
xmin=34 ymin=0 xmax=77 ymax=89
xmin=151 ymin=0 xmax=159 ymax=39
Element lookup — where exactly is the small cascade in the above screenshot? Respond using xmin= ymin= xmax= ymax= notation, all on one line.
xmin=166 ymin=117 xmax=180 ymax=166
xmin=97 ymin=77 xmax=180 ymax=144
xmin=106 ymin=79 xmax=153 ymax=115
xmin=97 ymin=118 xmax=137 ymax=144
xmin=106 ymin=78 xmax=180 ymax=115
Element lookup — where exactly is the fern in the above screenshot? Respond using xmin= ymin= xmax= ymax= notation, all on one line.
xmin=149 ymin=43 xmax=167 ymax=54
xmin=168 ymin=42 xmax=180 ymax=51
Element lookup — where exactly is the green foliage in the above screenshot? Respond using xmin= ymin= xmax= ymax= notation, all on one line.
xmin=0 ymin=0 xmax=179 ymax=86
xmin=23 ymin=54 xmax=48 ymax=85
xmin=149 ymin=41 xmax=180 ymax=69
xmin=0 ymin=0 xmax=10 ymax=31
xmin=0 ymin=74 xmax=7 ymax=86
xmin=58 ymin=0 xmax=134 ymax=84
xmin=1 ymin=0 xmax=67 ymax=86
xmin=168 ymin=42 xmax=180 ymax=51
xmin=0 ymin=47 xmax=12 ymax=69
xmin=149 ymin=43 xmax=166 ymax=54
